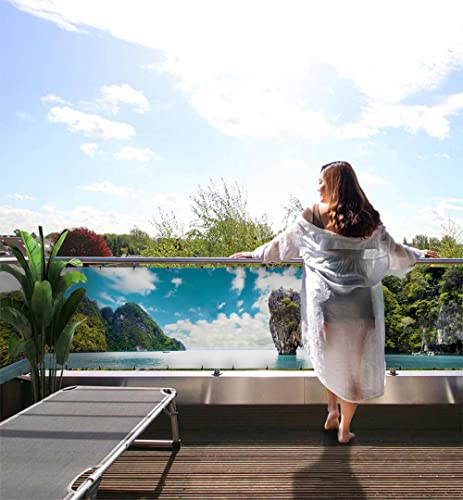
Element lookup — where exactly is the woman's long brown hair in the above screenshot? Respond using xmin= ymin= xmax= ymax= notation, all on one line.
xmin=320 ymin=161 xmax=382 ymax=238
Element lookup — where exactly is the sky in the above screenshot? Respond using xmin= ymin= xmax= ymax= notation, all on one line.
xmin=1 ymin=0 xmax=463 ymax=243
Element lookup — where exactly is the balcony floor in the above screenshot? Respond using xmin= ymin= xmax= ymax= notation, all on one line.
xmin=72 ymin=405 xmax=462 ymax=499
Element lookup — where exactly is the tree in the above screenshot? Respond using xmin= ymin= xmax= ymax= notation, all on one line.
xmin=102 ymin=233 xmax=128 ymax=257
xmin=408 ymin=234 xmax=440 ymax=250
xmin=127 ymin=227 xmax=152 ymax=255
xmin=438 ymin=217 xmax=463 ymax=258
xmin=145 ymin=178 xmax=274 ymax=257
xmin=55 ymin=227 xmax=113 ymax=257
xmin=189 ymin=178 xmax=274 ymax=256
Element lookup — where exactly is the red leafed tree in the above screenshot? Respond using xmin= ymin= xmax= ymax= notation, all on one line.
xmin=55 ymin=227 xmax=113 ymax=256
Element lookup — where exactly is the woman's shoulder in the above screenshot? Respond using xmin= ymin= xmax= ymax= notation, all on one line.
xmin=301 ymin=206 xmax=313 ymax=223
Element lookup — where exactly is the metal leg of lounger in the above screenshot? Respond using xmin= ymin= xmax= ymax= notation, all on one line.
xmin=133 ymin=397 xmax=181 ymax=450
xmin=84 ymin=477 xmax=101 ymax=500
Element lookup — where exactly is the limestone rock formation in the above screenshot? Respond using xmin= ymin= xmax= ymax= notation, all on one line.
xmin=268 ymin=287 xmax=302 ymax=354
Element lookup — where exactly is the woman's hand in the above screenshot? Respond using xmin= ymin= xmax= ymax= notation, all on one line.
xmin=229 ymin=251 xmax=253 ymax=258
xmin=423 ymin=249 xmax=440 ymax=258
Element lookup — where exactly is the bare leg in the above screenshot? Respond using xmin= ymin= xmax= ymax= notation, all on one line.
xmin=324 ymin=388 xmax=339 ymax=430
xmin=338 ymin=399 xmax=358 ymax=443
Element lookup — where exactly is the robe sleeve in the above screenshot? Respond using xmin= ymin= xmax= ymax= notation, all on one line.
xmin=379 ymin=225 xmax=426 ymax=275
xmin=251 ymin=220 xmax=304 ymax=263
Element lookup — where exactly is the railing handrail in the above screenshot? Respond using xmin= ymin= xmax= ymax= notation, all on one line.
xmin=0 ymin=256 xmax=462 ymax=265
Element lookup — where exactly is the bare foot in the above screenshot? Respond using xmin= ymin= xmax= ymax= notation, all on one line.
xmin=324 ymin=410 xmax=340 ymax=430
xmin=337 ymin=429 xmax=356 ymax=444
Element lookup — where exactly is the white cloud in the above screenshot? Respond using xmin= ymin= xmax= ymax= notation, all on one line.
xmin=280 ymin=159 xmax=307 ymax=170
xmin=217 ymin=301 xmax=226 ymax=310
xmin=7 ymin=193 xmax=36 ymax=201
xmin=386 ymin=197 xmax=463 ymax=242
xmin=99 ymin=84 xmax=150 ymax=115
xmin=252 ymin=267 xmax=301 ymax=294
xmin=434 ymin=198 xmax=463 ymax=213
xmin=171 ymin=277 xmax=183 ymax=287
xmin=227 ymin=267 xmax=246 ymax=295
xmin=100 ymin=268 xmax=158 ymax=295
xmin=113 ymin=146 xmax=159 ymax=162
xmin=40 ymin=93 xmax=68 ymax=105
xmin=48 ymin=106 xmax=135 ymax=140
xmin=340 ymin=96 xmax=463 ymax=140
xmin=164 ymin=311 xmax=273 ymax=349
xmin=80 ymin=143 xmax=100 ymax=158
xmin=79 ymin=180 xmax=132 ymax=197
xmin=251 ymin=267 xmax=301 ymax=314
xmin=40 ymin=203 xmax=57 ymax=213
xmin=435 ymin=152 xmax=450 ymax=159
xmin=237 ymin=300 xmax=244 ymax=308
xmin=97 ymin=292 xmax=127 ymax=309
xmin=164 ymin=277 xmax=183 ymax=298
xmin=11 ymin=1 xmax=463 ymax=141
xmin=140 ymin=62 xmax=161 ymax=71
xmin=356 ymin=171 xmax=390 ymax=186
xmin=0 ymin=203 xmax=154 ymax=235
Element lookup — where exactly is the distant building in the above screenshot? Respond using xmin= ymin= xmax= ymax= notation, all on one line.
xmin=0 ymin=235 xmax=53 ymax=257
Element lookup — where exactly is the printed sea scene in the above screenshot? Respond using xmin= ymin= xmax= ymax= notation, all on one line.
xmin=2 ymin=265 xmax=462 ymax=370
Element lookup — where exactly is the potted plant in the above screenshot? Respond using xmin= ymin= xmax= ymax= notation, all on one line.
xmin=0 ymin=226 xmax=87 ymax=402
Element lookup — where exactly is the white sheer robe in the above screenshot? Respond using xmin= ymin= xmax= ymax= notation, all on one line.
xmin=252 ymin=214 xmax=426 ymax=403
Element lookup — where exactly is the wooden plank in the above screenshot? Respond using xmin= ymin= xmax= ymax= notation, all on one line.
xmin=72 ymin=443 xmax=463 ymax=499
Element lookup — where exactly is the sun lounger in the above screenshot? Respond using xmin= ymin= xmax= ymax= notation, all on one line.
xmin=0 ymin=385 xmax=181 ymax=500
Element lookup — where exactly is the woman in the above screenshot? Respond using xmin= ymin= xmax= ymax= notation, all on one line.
xmin=231 ymin=161 xmax=440 ymax=444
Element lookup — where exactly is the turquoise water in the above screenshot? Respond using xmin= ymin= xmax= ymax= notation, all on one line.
xmin=65 ymin=350 xmax=463 ymax=370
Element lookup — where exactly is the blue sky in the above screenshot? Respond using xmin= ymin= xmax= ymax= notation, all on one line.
xmin=1 ymin=0 xmax=463 ymax=243
xmin=68 ymin=267 xmax=303 ymax=349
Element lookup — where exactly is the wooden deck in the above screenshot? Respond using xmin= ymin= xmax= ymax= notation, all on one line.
xmin=75 ymin=405 xmax=463 ymax=499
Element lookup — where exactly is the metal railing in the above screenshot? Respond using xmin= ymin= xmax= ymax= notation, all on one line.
xmin=2 ymin=256 xmax=463 ymax=265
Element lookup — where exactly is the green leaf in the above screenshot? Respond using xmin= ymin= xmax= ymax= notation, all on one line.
xmin=55 ymin=288 xmax=86 ymax=336
xmin=31 ymin=280 xmax=53 ymax=328
xmin=23 ymin=338 xmax=38 ymax=363
xmin=39 ymin=226 xmax=46 ymax=281
xmin=46 ymin=229 xmax=68 ymax=278
xmin=0 ymin=296 xmax=34 ymax=329
xmin=48 ymin=260 xmax=67 ymax=293
xmin=8 ymin=334 xmax=24 ymax=358
xmin=20 ymin=230 xmax=42 ymax=282
xmin=65 ymin=258 xmax=84 ymax=267
xmin=55 ymin=270 xmax=87 ymax=296
xmin=0 ymin=306 xmax=32 ymax=339
xmin=55 ymin=319 xmax=86 ymax=365
xmin=3 ymin=245 xmax=34 ymax=296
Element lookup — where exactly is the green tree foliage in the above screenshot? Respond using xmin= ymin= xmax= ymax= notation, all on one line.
xmin=404 ymin=234 xmax=441 ymax=250
xmin=106 ymin=302 xmax=185 ymax=351
xmin=0 ymin=292 xmax=24 ymax=367
xmin=144 ymin=178 xmax=275 ymax=257
xmin=70 ymin=312 xmax=107 ymax=352
xmin=103 ymin=227 xmax=152 ymax=256
xmin=437 ymin=218 xmax=463 ymax=258
xmin=0 ymin=321 xmax=16 ymax=367
xmin=382 ymin=216 xmax=462 ymax=353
